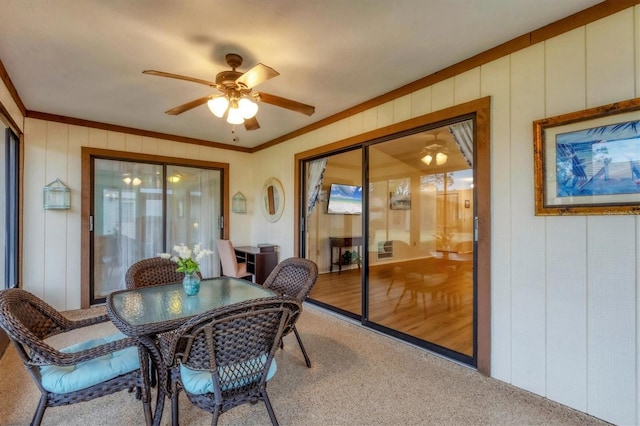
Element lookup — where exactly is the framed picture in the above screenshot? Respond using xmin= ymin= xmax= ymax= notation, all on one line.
xmin=390 ymin=192 xmax=411 ymax=210
xmin=533 ymin=97 xmax=640 ymax=215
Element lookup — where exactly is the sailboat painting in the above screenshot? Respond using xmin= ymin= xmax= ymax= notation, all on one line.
xmin=555 ymin=119 xmax=640 ymax=197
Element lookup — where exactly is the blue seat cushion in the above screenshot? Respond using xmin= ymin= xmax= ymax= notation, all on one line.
xmin=40 ymin=332 xmax=140 ymax=394
xmin=180 ymin=354 xmax=277 ymax=395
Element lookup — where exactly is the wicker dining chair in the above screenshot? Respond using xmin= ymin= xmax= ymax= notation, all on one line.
xmin=125 ymin=257 xmax=198 ymax=289
xmin=160 ymin=297 xmax=301 ymax=426
xmin=261 ymin=257 xmax=318 ymax=368
xmin=0 ymin=288 xmax=145 ymax=426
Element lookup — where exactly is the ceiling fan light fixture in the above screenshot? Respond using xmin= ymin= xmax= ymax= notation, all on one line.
xmin=436 ymin=152 xmax=448 ymax=165
xmin=421 ymin=153 xmax=433 ymax=165
xmin=226 ymin=105 xmax=244 ymax=124
xmin=208 ymin=97 xmax=229 ymax=118
xmin=238 ymin=97 xmax=258 ymax=119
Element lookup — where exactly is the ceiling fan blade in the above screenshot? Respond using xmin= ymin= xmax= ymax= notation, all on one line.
xmin=143 ymin=70 xmax=216 ymax=87
xmin=235 ymin=64 xmax=279 ymax=89
xmin=253 ymin=92 xmax=315 ymax=116
xmin=244 ymin=116 xmax=260 ymax=131
xmin=165 ymin=96 xmax=212 ymax=115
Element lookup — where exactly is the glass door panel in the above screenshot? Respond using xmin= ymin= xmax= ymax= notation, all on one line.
xmin=367 ymin=123 xmax=474 ymax=357
xmin=166 ymin=165 xmax=221 ymax=278
xmin=93 ymin=159 xmax=163 ymax=301
xmin=92 ymin=160 xmax=223 ymax=304
xmin=306 ymin=149 xmax=363 ymax=316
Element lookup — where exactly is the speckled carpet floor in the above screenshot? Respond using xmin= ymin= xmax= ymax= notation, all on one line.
xmin=0 ymin=304 xmax=608 ymax=425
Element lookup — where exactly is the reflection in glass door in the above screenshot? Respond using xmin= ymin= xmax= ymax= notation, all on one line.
xmin=305 ymin=149 xmax=363 ymax=316
xmin=91 ymin=159 xmax=222 ymax=304
xmin=367 ymin=121 xmax=475 ymax=358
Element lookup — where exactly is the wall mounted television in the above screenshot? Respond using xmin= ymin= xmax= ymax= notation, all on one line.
xmin=327 ymin=183 xmax=362 ymax=214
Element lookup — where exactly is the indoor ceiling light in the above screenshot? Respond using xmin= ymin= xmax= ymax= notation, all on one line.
xmin=123 ymin=176 xmax=142 ymax=186
xmin=238 ymin=97 xmax=258 ymax=119
xmin=226 ymin=104 xmax=245 ymax=125
xmin=421 ymin=153 xmax=433 ymax=165
xmin=207 ymin=91 xmax=259 ymax=124
xmin=419 ymin=137 xmax=448 ymax=166
xmin=436 ymin=152 xmax=448 ymax=165
xmin=207 ymin=97 xmax=228 ymax=118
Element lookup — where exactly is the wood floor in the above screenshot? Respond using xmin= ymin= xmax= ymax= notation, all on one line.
xmin=309 ymin=256 xmax=474 ymax=356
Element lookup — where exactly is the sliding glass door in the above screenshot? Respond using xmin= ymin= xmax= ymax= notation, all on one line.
xmin=91 ymin=158 xmax=222 ymax=304
xmin=303 ymin=118 xmax=476 ymax=365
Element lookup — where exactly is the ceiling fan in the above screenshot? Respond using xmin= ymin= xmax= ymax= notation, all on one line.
xmin=143 ymin=53 xmax=315 ymax=131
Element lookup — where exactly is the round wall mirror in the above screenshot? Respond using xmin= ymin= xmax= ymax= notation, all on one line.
xmin=261 ymin=178 xmax=284 ymax=222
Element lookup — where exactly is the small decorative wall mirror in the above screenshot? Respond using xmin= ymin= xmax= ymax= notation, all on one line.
xmin=43 ymin=178 xmax=71 ymax=210
xmin=232 ymin=191 xmax=247 ymax=214
xmin=261 ymin=178 xmax=284 ymax=222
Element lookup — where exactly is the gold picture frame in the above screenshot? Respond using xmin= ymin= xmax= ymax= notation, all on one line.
xmin=533 ymin=97 xmax=640 ymax=216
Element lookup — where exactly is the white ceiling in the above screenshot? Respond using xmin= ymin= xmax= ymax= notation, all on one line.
xmin=1 ymin=0 xmax=603 ymax=149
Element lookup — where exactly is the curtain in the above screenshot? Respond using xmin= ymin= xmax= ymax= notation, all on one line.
xmin=306 ymin=158 xmax=327 ymax=216
xmin=449 ymin=120 xmax=473 ymax=167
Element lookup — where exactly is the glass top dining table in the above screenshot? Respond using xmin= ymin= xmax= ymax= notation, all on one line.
xmin=106 ymin=277 xmax=276 ymax=426
xmin=108 ymin=277 xmax=275 ymax=334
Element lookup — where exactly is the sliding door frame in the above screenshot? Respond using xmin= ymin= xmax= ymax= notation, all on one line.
xmin=294 ymin=97 xmax=491 ymax=375
xmin=80 ymin=147 xmax=229 ymax=308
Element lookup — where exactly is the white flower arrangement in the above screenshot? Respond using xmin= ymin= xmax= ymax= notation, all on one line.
xmin=159 ymin=243 xmax=213 ymax=275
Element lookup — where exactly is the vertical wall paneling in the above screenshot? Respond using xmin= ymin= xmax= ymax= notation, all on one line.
xmin=480 ymin=56 xmax=512 ymax=382
xmin=545 ymin=218 xmax=588 ymax=410
xmin=22 ymin=118 xmax=47 ymax=298
xmin=376 ymin=101 xmax=394 ymax=128
xmin=544 ymin=28 xmax=587 ymax=117
xmin=508 ymin=43 xmax=547 ymax=395
xmin=124 ymin=133 xmax=143 ymax=153
xmin=347 ymin=112 xmax=364 ymax=138
xmin=410 ymin=86 xmax=432 ymax=118
xmin=392 ymin=94 xmax=411 ymax=124
xmin=65 ymin=125 xmax=87 ymax=308
xmin=362 ymin=108 xmax=378 ymax=133
xmin=141 ymin=136 xmax=159 ymax=154
xmin=543 ymin=26 xmax=589 ymax=411
xmin=586 ymin=217 xmax=636 ymax=424
xmin=584 ymin=11 xmax=638 ymax=423
xmin=586 ymin=9 xmax=635 ymax=107
xmin=454 ymin=68 xmax=481 ymax=105
xmin=88 ymin=127 xmax=107 ymax=148
xmin=106 ymin=131 xmax=125 ymax=152
xmin=42 ymin=121 xmax=69 ymax=309
xmin=431 ymin=78 xmax=455 ymax=111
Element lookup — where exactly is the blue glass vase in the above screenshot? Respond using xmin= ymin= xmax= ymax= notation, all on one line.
xmin=182 ymin=272 xmax=201 ymax=296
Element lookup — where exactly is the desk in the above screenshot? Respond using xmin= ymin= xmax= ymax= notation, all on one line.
xmin=329 ymin=236 xmax=362 ymax=273
xmin=107 ymin=277 xmax=275 ymax=426
xmin=234 ymin=245 xmax=278 ymax=284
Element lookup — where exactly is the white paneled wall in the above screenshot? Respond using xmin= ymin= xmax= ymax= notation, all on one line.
xmin=8 ymin=4 xmax=640 ymax=425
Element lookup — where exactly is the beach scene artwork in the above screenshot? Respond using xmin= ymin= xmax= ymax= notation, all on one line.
xmin=555 ymin=119 xmax=640 ymax=197
xmin=327 ymin=184 xmax=362 ymax=214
